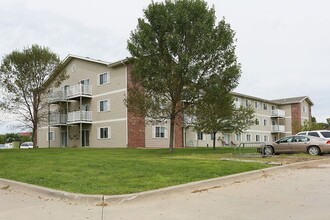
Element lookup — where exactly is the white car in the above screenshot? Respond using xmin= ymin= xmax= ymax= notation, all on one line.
xmin=20 ymin=142 xmax=34 ymax=149
xmin=296 ymin=130 xmax=330 ymax=140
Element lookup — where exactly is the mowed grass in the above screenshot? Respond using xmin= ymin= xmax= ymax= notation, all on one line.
xmin=0 ymin=147 xmax=269 ymax=195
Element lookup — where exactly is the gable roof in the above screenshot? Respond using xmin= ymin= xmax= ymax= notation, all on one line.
xmin=271 ymin=96 xmax=314 ymax=106
xmin=232 ymin=92 xmax=314 ymax=106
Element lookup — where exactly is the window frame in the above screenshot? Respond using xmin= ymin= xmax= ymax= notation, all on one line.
xmin=98 ymin=72 xmax=110 ymax=86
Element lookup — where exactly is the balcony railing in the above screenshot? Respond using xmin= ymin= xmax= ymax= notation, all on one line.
xmin=271 ymin=109 xmax=285 ymax=118
xmin=67 ymin=111 xmax=92 ymax=123
xmin=66 ymin=84 xmax=92 ymax=98
xmin=49 ymin=113 xmax=67 ymax=125
xmin=271 ymin=125 xmax=285 ymax=133
xmin=48 ymin=91 xmax=66 ymax=103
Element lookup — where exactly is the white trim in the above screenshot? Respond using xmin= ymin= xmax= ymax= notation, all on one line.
xmin=98 ymin=72 xmax=110 ymax=86
xmin=92 ymin=118 xmax=127 ymax=124
xmin=92 ymin=88 xmax=126 ymax=98
xmin=98 ymin=127 xmax=111 ymax=139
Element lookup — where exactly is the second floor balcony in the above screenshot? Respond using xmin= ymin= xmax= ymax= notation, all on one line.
xmin=271 ymin=109 xmax=285 ymax=118
xmin=67 ymin=111 xmax=92 ymax=124
xmin=66 ymin=84 xmax=92 ymax=99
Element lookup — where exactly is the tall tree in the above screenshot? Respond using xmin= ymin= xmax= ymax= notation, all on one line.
xmin=0 ymin=44 xmax=66 ymax=148
xmin=127 ymin=0 xmax=241 ymax=152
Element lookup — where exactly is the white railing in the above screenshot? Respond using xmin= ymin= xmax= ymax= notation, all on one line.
xmin=49 ymin=113 xmax=67 ymax=125
xmin=271 ymin=109 xmax=285 ymax=118
xmin=272 ymin=125 xmax=285 ymax=132
xmin=67 ymin=111 xmax=92 ymax=123
xmin=66 ymin=84 xmax=92 ymax=98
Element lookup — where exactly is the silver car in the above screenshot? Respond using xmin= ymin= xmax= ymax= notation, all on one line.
xmin=264 ymin=135 xmax=330 ymax=156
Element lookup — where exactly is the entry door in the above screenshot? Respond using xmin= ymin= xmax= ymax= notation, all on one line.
xmin=82 ymin=130 xmax=90 ymax=147
xmin=61 ymin=131 xmax=68 ymax=147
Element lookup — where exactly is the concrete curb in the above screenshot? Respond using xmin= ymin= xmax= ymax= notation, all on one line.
xmin=1 ymin=158 xmax=329 ymax=206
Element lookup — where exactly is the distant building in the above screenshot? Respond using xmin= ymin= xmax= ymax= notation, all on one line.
xmin=37 ymin=55 xmax=313 ymax=148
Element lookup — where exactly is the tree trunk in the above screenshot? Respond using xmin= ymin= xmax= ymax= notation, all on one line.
xmin=213 ymin=131 xmax=216 ymax=150
xmin=169 ymin=113 xmax=175 ymax=153
xmin=32 ymin=125 xmax=38 ymax=148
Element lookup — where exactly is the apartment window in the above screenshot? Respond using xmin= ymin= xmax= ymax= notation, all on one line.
xmin=302 ymin=106 xmax=307 ymax=113
xmin=47 ymin=131 xmax=55 ymax=141
xmin=256 ymin=135 xmax=260 ymax=142
xmin=263 ymin=119 xmax=268 ymax=126
xmin=255 ymin=118 xmax=260 ymax=125
xmin=99 ymin=72 xmax=110 ymax=85
xmin=245 ymin=100 xmax=250 ymax=107
xmin=264 ymin=135 xmax=268 ymax=142
xmin=236 ymin=134 xmax=241 ymax=142
xmin=263 ymin=103 xmax=268 ymax=110
xmin=211 ymin=133 xmax=216 ymax=140
xmin=152 ymin=126 xmax=168 ymax=138
xmin=254 ymin=101 xmax=261 ymax=109
xmin=197 ymin=132 xmax=204 ymax=141
xmin=99 ymin=100 xmax=110 ymax=112
xmin=98 ymin=127 xmax=110 ymax=139
xmin=246 ymin=134 xmax=251 ymax=142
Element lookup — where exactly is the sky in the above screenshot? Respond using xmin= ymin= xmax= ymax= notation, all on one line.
xmin=0 ymin=0 xmax=329 ymax=133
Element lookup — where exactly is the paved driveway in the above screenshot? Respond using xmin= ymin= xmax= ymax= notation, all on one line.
xmin=1 ymin=159 xmax=330 ymax=220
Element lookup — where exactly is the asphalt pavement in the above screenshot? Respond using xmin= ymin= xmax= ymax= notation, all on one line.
xmin=1 ymin=159 xmax=330 ymax=220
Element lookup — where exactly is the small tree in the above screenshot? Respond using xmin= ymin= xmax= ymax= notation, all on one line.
xmin=127 ymin=0 xmax=241 ymax=152
xmin=190 ymin=74 xmax=236 ymax=149
xmin=0 ymin=44 xmax=66 ymax=148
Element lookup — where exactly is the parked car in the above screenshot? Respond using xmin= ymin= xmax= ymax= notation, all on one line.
xmin=20 ymin=142 xmax=34 ymax=149
xmin=264 ymin=135 xmax=330 ymax=156
xmin=0 ymin=143 xmax=13 ymax=149
xmin=296 ymin=130 xmax=330 ymax=140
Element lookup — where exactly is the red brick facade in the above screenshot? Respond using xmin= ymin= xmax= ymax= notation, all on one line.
xmin=126 ymin=63 xmax=183 ymax=148
xmin=291 ymin=103 xmax=301 ymax=134
xmin=127 ymin=64 xmax=146 ymax=148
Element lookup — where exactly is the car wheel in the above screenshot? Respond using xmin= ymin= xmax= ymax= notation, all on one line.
xmin=264 ymin=146 xmax=274 ymax=155
xmin=308 ymin=146 xmax=320 ymax=156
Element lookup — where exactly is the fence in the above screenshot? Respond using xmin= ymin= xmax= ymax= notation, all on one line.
xmin=235 ymin=141 xmax=269 ymax=157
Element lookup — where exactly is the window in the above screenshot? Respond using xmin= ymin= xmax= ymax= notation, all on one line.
xmin=256 ymin=135 xmax=260 ymax=142
xmin=99 ymin=100 xmax=110 ymax=112
xmin=302 ymin=105 xmax=307 ymax=113
xmin=152 ymin=126 xmax=168 ymax=138
xmin=236 ymin=134 xmax=241 ymax=142
xmin=255 ymin=118 xmax=260 ymax=125
xmin=98 ymin=127 xmax=110 ymax=139
xmin=263 ymin=119 xmax=267 ymax=126
xmin=308 ymin=132 xmax=319 ymax=138
xmin=99 ymin=72 xmax=110 ymax=85
xmin=264 ymin=135 xmax=268 ymax=142
xmin=197 ymin=132 xmax=204 ymax=140
xmin=246 ymin=134 xmax=251 ymax=142
xmin=263 ymin=103 xmax=268 ymax=110
xmin=211 ymin=133 xmax=216 ymax=140
xmin=254 ymin=101 xmax=260 ymax=109
xmin=47 ymin=131 xmax=55 ymax=141
xmin=245 ymin=100 xmax=250 ymax=107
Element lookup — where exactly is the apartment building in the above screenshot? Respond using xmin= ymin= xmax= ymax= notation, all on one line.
xmin=38 ymin=55 xmax=313 ymax=148
xmin=37 ymin=54 xmax=182 ymax=148
xmin=184 ymin=92 xmax=313 ymax=147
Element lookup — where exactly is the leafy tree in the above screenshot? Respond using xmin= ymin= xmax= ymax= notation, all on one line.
xmin=0 ymin=44 xmax=66 ymax=148
xmin=127 ymin=0 xmax=241 ymax=152
xmin=189 ymin=74 xmax=235 ymax=149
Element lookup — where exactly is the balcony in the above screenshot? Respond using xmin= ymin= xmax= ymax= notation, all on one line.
xmin=66 ymin=84 xmax=92 ymax=99
xmin=271 ymin=109 xmax=285 ymax=118
xmin=48 ymin=91 xmax=66 ymax=103
xmin=49 ymin=113 xmax=67 ymax=126
xmin=271 ymin=125 xmax=285 ymax=133
xmin=67 ymin=111 xmax=92 ymax=124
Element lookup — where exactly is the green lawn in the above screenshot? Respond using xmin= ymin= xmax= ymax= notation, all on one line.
xmin=0 ymin=147 xmax=269 ymax=195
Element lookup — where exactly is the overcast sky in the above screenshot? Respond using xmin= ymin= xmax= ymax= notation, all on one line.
xmin=0 ymin=0 xmax=329 ymax=134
